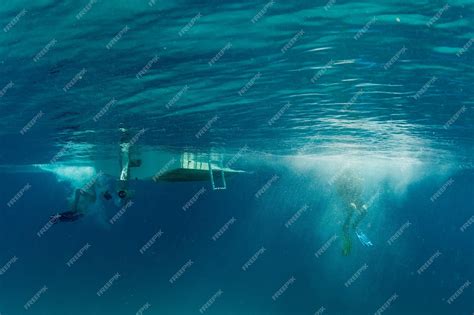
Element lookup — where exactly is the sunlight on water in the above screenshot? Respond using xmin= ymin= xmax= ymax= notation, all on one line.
xmin=35 ymin=164 xmax=96 ymax=187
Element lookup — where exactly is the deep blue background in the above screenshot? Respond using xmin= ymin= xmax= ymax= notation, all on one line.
xmin=0 ymin=162 xmax=472 ymax=315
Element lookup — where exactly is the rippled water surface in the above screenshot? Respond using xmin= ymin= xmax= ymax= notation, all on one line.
xmin=0 ymin=0 xmax=473 ymax=165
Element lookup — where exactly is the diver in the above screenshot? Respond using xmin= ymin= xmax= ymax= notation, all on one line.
xmin=50 ymin=179 xmax=132 ymax=224
xmin=50 ymin=128 xmax=139 ymax=224
xmin=335 ymin=170 xmax=373 ymax=255
xmin=116 ymin=127 xmax=140 ymax=201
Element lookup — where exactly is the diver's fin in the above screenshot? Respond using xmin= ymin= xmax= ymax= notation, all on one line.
xmin=355 ymin=229 xmax=373 ymax=247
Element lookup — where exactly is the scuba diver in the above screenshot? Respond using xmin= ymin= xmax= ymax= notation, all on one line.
xmin=335 ymin=170 xmax=373 ymax=255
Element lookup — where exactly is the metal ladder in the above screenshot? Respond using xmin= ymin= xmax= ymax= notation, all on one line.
xmin=208 ymin=161 xmax=227 ymax=190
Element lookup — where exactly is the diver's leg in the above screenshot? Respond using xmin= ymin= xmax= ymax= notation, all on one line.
xmin=118 ymin=128 xmax=141 ymax=178
xmin=352 ymin=202 xmax=368 ymax=230
xmin=342 ymin=207 xmax=355 ymax=255
xmin=119 ymin=142 xmax=130 ymax=182
xmin=118 ymin=126 xmax=132 ymax=181
xmin=72 ymin=187 xmax=96 ymax=214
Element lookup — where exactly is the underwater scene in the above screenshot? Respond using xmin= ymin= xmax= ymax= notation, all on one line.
xmin=0 ymin=0 xmax=473 ymax=314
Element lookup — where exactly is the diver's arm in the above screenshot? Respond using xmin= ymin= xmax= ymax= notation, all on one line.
xmin=352 ymin=204 xmax=368 ymax=229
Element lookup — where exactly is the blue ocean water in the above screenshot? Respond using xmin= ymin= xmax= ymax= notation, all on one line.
xmin=0 ymin=0 xmax=473 ymax=314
